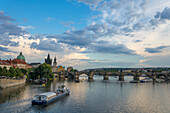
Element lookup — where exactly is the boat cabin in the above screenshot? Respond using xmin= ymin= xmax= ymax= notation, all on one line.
xmin=33 ymin=92 xmax=56 ymax=101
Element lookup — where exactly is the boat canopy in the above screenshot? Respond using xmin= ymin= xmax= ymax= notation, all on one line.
xmin=36 ymin=92 xmax=56 ymax=98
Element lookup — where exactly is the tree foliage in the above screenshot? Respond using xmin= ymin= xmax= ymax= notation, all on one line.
xmin=0 ymin=67 xmax=3 ymax=76
xmin=9 ymin=67 xmax=17 ymax=77
xmin=31 ymin=63 xmax=54 ymax=80
xmin=0 ymin=66 xmax=24 ymax=78
xmin=20 ymin=68 xmax=27 ymax=75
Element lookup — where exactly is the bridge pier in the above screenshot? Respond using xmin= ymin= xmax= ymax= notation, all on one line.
xmin=118 ymin=74 xmax=124 ymax=81
xmin=103 ymin=75 xmax=109 ymax=80
xmin=59 ymin=72 xmax=65 ymax=78
xmin=74 ymin=72 xmax=79 ymax=79
xmin=88 ymin=71 xmax=94 ymax=80
xmin=133 ymin=75 xmax=140 ymax=81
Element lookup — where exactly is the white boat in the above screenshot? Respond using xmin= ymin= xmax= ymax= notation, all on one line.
xmin=140 ymin=77 xmax=153 ymax=83
xmin=156 ymin=78 xmax=165 ymax=83
xmin=32 ymin=85 xmax=70 ymax=105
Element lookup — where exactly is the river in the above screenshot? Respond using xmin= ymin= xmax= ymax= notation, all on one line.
xmin=0 ymin=76 xmax=170 ymax=113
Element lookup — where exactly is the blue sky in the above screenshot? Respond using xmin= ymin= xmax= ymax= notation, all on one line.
xmin=0 ymin=0 xmax=92 ymax=34
xmin=0 ymin=0 xmax=170 ymax=70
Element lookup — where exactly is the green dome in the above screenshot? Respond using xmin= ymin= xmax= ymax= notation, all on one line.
xmin=17 ymin=52 xmax=25 ymax=61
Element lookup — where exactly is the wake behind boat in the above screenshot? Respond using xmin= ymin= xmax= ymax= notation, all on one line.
xmin=32 ymin=85 xmax=70 ymax=106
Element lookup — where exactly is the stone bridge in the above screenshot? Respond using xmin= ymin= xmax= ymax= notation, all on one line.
xmin=54 ymin=71 xmax=170 ymax=82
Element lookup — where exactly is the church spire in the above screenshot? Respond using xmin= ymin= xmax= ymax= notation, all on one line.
xmin=54 ymin=56 xmax=57 ymax=63
xmin=47 ymin=53 xmax=50 ymax=59
xmin=53 ymin=56 xmax=57 ymax=67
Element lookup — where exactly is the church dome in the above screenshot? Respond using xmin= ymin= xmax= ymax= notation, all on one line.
xmin=17 ymin=52 xmax=25 ymax=61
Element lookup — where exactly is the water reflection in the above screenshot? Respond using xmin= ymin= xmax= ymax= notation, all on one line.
xmin=0 ymin=76 xmax=170 ymax=113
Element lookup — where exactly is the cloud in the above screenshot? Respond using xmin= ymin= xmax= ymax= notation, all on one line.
xmin=85 ymin=42 xmax=136 ymax=55
xmin=0 ymin=11 xmax=28 ymax=47
xmin=134 ymin=40 xmax=142 ymax=43
xmin=30 ymin=40 xmax=65 ymax=52
xmin=150 ymin=7 xmax=170 ymax=27
xmin=0 ymin=46 xmax=16 ymax=53
xmin=145 ymin=46 xmax=170 ymax=53
xmin=0 ymin=10 xmax=15 ymax=22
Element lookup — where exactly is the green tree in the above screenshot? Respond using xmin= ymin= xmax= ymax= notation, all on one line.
xmin=6 ymin=70 xmax=10 ymax=77
xmin=3 ymin=66 xmax=7 ymax=76
xmin=34 ymin=63 xmax=54 ymax=80
xmin=9 ymin=67 xmax=17 ymax=77
xmin=0 ymin=67 xmax=3 ymax=77
xmin=15 ymin=67 xmax=23 ymax=78
xmin=20 ymin=68 xmax=27 ymax=75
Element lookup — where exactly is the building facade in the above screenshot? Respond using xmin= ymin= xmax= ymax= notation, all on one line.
xmin=0 ymin=52 xmax=31 ymax=69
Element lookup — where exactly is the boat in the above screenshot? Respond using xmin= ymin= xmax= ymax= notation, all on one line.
xmin=32 ymin=85 xmax=70 ymax=105
xmin=75 ymin=80 xmax=80 ymax=83
xmin=140 ymin=77 xmax=153 ymax=83
xmin=129 ymin=80 xmax=139 ymax=83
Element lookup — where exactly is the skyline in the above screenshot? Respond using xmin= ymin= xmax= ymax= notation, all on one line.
xmin=0 ymin=0 xmax=170 ymax=70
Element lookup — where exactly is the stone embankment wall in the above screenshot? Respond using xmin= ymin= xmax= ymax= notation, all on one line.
xmin=0 ymin=78 xmax=26 ymax=88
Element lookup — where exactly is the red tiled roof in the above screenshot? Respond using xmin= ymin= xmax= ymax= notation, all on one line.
xmin=12 ymin=59 xmax=27 ymax=64
xmin=0 ymin=60 xmax=11 ymax=65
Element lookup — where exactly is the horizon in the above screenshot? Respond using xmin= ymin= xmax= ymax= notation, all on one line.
xmin=0 ymin=0 xmax=170 ymax=70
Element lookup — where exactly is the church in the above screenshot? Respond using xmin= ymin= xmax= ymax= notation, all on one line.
xmin=0 ymin=52 xmax=31 ymax=69
xmin=45 ymin=54 xmax=65 ymax=72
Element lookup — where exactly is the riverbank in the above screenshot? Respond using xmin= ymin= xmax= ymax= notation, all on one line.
xmin=0 ymin=78 xmax=26 ymax=88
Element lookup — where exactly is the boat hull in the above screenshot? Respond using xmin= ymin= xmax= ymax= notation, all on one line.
xmin=32 ymin=91 xmax=70 ymax=105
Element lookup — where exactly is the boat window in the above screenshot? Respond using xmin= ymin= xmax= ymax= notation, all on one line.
xmin=33 ymin=96 xmax=39 ymax=100
xmin=42 ymin=96 xmax=47 ymax=100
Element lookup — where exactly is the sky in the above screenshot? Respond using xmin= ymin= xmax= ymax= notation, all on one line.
xmin=0 ymin=0 xmax=170 ymax=70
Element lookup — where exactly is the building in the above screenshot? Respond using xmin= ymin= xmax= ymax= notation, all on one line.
xmin=45 ymin=54 xmax=67 ymax=73
xmin=17 ymin=52 xmax=26 ymax=61
xmin=29 ymin=63 xmax=41 ymax=68
xmin=0 ymin=52 xmax=31 ymax=69
xmin=58 ymin=65 xmax=65 ymax=72
xmin=52 ymin=57 xmax=58 ymax=73
xmin=53 ymin=57 xmax=57 ymax=67
xmin=45 ymin=54 xmax=52 ymax=66
xmin=0 ymin=59 xmax=13 ymax=69
xmin=67 ymin=67 xmax=73 ymax=72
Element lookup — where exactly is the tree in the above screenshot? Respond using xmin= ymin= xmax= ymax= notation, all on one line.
xmin=15 ymin=67 xmax=23 ymax=78
xmin=3 ymin=66 xmax=7 ymax=76
xmin=9 ymin=67 xmax=17 ymax=77
xmin=33 ymin=63 xmax=54 ymax=80
xmin=0 ymin=67 xmax=3 ymax=77
xmin=20 ymin=68 xmax=27 ymax=75
xmin=6 ymin=70 xmax=10 ymax=77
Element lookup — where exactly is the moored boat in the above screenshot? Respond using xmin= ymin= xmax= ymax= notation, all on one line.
xmin=140 ymin=77 xmax=153 ymax=83
xmin=32 ymin=85 xmax=70 ymax=106
xmin=129 ymin=80 xmax=139 ymax=83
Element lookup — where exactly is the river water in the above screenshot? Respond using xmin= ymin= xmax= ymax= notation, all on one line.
xmin=0 ymin=76 xmax=170 ymax=113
